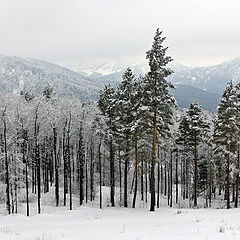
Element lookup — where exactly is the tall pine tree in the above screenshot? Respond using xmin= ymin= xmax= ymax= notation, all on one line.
xmin=214 ymin=81 xmax=238 ymax=209
xmin=143 ymin=29 xmax=175 ymax=211
xmin=186 ymin=101 xmax=209 ymax=207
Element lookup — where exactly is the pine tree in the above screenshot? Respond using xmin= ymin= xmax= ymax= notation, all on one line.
xmin=2 ymin=108 xmax=11 ymax=214
xmin=143 ymin=29 xmax=175 ymax=211
xmin=177 ymin=114 xmax=191 ymax=199
xmin=214 ymin=81 xmax=238 ymax=209
xmin=234 ymin=83 xmax=240 ymax=207
xmin=186 ymin=101 xmax=209 ymax=207
xmin=92 ymin=114 xmax=106 ymax=209
xmin=98 ymin=85 xmax=117 ymax=207
xmin=132 ymin=78 xmax=145 ymax=208
xmin=115 ymin=68 xmax=136 ymax=208
xmin=77 ymin=121 xmax=85 ymax=205
xmin=42 ymin=85 xmax=54 ymax=99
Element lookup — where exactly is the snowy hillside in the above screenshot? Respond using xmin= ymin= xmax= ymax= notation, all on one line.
xmin=0 ymin=55 xmax=100 ymax=100
xmin=169 ymin=58 xmax=240 ymax=93
xmin=77 ymin=58 xmax=240 ymax=95
xmin=0 ymin=55 xmax=237 ymax=109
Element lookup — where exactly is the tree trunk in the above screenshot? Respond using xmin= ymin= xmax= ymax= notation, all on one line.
xmin=160 ymin=163 xmax=163 ymax=195
xmin=14 ymin=170 xmax=17 ymax=214
xmin=24 ymin=141 xmax=29 ymax=216
xmin=42 ymin=159 xmax=45 ymax=194
xmin=132 ymin=138 xmax=138 ymax=208
xmin=3 ymin=112 xmax=10 ymax=214
xmin=25 ymin=156 xmax=29 ymax=216
xmin=186 ymin=158 xmax=189 ymax=199
xmin=209 ymin=183 xmax=212 ymax=207
xmin=63 ymin=119 xmax=68 ymax=206
xmin=110 ymin=139 xmax=115 ymax=207
xmin=67 ymin=115 xmax=72 ymax=210
xmin=182 ymin=157 xmax=185 ymax=200
xmin=145 ymin=160 xmax=148 ymax=203
xmin=36 ymin=145 xmax=41 ymax=214
xmin=167 ymin=166 xmax=170 ymax=206
xmin=53 ymin=127 xmax=59 ymax=206
xmin=235 ymin=127 xmax=240 ymax=208
xmin=157 ymin=145 xmax=160 ymax=208
xmin=32 ymin=161 xmax=35 ymax=194
xmin=85 ymin=147 xmax=88 ymax=203
xmin=194 ymin=136 xmax=198 ymax=207
xmin=157 ymin=162 xmax=160 ymax=208
xmin=227 ymin=129 xmax=230 ymax=209
xmin=90 ymin=138 xmax=94 ymax=201
xmin=170 ymin=151 xmax=173 ymax=207
xmin=119 ymin=148 xmax=122 ymax=204
xmin=11 ymin=182 xmax=14 ymax=213
xmin=99 ymin=138 xmax=102 ymax=209
xmin=141 ymin=156 xmax=144 ymax=201
xmin=34 ymin=167 xmax=37 ymax=194
xmin=78 ymin=124 xmax=84 ymax=205
xmin=150 ymin=110 xmax=157 ymax=211
xmin=232 ymin=183 xmax=235 ymax=202
xmin=130 ymin=170 xmax=135 ymax=194
xmin=33 ymin=106 xmax=41 ymax=215
xmin=124 ymin=136 xmax=129 ymax=208
xmin=176 ymin=151 xmax=178 ymax=204
xmin=164 ymin=161 xmax=167 ymax=196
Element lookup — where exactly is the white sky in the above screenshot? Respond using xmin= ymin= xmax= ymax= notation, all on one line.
xmin=0 ymin=0 xmax=239 ymax=67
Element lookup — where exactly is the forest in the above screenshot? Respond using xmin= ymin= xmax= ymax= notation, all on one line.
xmin=0 ymin=29 xmax=239 ymax=216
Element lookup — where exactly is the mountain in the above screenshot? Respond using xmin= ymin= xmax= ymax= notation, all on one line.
xmin=169 ymin=58 xmax=240 ymax=94
xmin=77 ymin=58 xmax=240 ymax=95
xmin=75 ymin=61 xmax=148 ymax=80
xmin=75 ymin=60 xmax=225 ymax=111
xmin=0 ymin=55 xmax=230 ymax=111
xmin=171 ymin=84 xmax=221 ymax=112
xmin=0 ymin=55 xmax=100 ymax=100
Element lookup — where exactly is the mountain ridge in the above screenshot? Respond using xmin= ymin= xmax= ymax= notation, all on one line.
xmin=77 ymin=57 xmax=240 ymax=94
xmin=0 ymin=55 xmax=234 ymax=112
xmin=0 ymin=55 xmax=100 ymax=101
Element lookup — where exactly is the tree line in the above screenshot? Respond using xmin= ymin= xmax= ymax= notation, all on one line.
xmin=0 ymin=29 xmax=240 ymax=216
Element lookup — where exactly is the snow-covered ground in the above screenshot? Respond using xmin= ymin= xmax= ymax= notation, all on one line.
xmin=1 ymin=205 xmax=240 ymax=240
xmin=1 ymin=188 xmax=240 ymax=240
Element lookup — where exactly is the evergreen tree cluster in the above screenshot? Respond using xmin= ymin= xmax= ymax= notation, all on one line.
xmin=1 ymin=29 xmax=240 ymax=216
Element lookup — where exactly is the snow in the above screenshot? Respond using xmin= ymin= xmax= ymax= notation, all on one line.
xmin=1 ymin=186 xmax=240 ymax=240
xmin=1 ymin=204 xmax=240 ymax=240
xmin=0 ymin=55 xmax=100 ymax=101
xmin=141 ymin=106 xmax=148 ymax=111
xmin=68 ymin=60 xmax=149 ymax=77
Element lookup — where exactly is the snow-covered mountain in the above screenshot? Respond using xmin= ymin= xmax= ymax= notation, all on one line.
xmin=0 ymin=55 xmax=100 ymax=100
xmin=169 ymin=58 xmax=240 ymax=94
xmin=74 ymin=61 xmax=149 ymax=79
xmin=0 ymin=55 xmax=236 ymax=111
xmin=76 ymin=58 xmax=240 ymax=94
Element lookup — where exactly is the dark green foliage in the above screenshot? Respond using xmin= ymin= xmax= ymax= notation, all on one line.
xmin=43 ymin=85 xmax=54 ymax=99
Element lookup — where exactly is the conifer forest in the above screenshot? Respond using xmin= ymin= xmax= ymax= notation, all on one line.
xmin=1 ymin=0 xmax=240 ymax=236
xmin=1 ymin=29 xmax=240 ymax=221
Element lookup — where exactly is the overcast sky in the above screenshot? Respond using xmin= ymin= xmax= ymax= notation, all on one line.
xmin=0 ymin=0 xmax=239 ymax=67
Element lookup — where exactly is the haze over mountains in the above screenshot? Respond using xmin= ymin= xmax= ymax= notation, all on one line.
xmin=0 ymin=55 xmax=239 ymax=112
